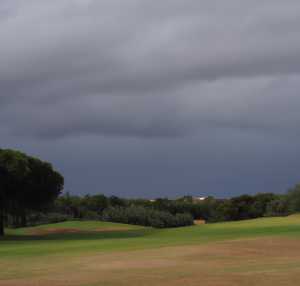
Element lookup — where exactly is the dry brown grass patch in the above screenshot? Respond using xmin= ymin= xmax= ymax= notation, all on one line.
xmin=2 ymin=236 xmax=300 ymax=285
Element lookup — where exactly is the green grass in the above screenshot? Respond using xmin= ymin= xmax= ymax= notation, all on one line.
xmin=1 ymin=216 xmax=300 ymax=259
xmin=1 ymin=215 xmax=300 ymax=281
xmin=3 ymin=220 xmax=146 ymax=235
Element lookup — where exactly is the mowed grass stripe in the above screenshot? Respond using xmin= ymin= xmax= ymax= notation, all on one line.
xmin=1 ymin=216 xmax=300 ymax=259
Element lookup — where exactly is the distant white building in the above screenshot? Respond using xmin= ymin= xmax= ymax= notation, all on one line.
xmin=193 ymin=197 xmax=207 ymax=202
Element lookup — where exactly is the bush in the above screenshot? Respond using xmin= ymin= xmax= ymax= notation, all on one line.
xmin=26 ymin=212 xmax=71 ymax=226
xmin=101 ymin=205 xmax=194 ymax=228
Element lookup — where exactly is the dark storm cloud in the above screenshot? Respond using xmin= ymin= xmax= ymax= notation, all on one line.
xmin=1 ymin=0 xmax=300 ymax=138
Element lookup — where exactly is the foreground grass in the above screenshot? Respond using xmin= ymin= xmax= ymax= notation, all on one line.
xmin=1 ymin=216 xmax=300 ymax=284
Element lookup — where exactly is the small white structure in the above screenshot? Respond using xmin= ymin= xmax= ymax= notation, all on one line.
xmin=193 ymin=197 xmax=207 ymax=202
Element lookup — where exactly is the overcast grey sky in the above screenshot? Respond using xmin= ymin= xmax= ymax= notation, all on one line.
xmin=1 ymin=0 xmax=300 ymax=199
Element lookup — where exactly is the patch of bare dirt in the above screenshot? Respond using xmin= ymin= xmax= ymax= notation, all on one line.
xmin=93 ymin=226 xmax=135 ymax=231
xmin=25 ymin=228 xmax=79 ymax=235
xmin=194 ymin=220 xmax=205 ymax=225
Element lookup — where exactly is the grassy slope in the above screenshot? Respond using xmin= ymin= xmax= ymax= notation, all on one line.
xmin=1 ymin=216 xmax=300 ymax=280
xmin=3 ymin=221 xmax=146 ymax=235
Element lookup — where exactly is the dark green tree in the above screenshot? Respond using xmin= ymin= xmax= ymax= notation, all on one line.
xmin=176 ymin=195 xmax=193 ymax=202
xmin=0 ymin=149 xmax=64 ymax=235
xmin=108 ymin=195 xmax=125 ymax=207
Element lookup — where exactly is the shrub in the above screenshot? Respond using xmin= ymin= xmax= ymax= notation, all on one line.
xmin=101 ymin=205 xmax=194 ymax=228
xmin=25 ymin=212 xmax=70 ymax=226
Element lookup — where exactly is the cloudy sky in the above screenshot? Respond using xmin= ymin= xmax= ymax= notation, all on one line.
xmin=1 ymin=0 xmax=300 ymax=199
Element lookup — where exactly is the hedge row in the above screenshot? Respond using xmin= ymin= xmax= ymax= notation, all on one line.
xmin=101 ymin=205 xmax=194 ymax=228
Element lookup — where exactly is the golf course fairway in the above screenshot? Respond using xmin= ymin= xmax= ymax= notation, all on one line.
xmin=1 ymin=216 xmax=300 ymax=285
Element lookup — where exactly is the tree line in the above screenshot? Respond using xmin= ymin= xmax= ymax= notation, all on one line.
xmin=4 ymin=181 xmax=300 ymax=230
xmin=0 ymin=190 xmax=285 ymax=229
xmin=13 ymin=184 xmax=300 ymax=229
xmin=2 ymin=148 xmax=300 ymax=234
xmin=52 ymin=193 xmax=227 ymax=221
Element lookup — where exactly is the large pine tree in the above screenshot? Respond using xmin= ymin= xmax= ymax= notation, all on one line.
xmin=0 ymin=149 xmax=64 ymax=235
